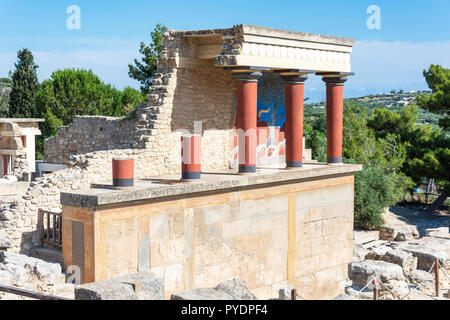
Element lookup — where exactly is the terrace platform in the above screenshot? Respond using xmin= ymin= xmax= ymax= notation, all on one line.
xmin=61 ymin=163 xmax=361 ymax=299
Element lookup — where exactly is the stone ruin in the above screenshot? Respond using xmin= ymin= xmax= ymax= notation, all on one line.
xmin=2 ymin=24 xmax=363 ymax=300
xmin=2 ymin=24 xmax=356 ymax=253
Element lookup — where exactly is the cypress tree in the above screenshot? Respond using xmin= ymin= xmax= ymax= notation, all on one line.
xmin=9 ymin=49 xmax=40 ymax=118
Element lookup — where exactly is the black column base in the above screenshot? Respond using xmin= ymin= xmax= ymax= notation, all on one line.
xmin=113 ymin=178 xmax=134 ymax=187
xmin=327 ymin=157 xmax=343 ymax=164
xmin=182 ymin=171 xmax=201 ymax=180
xmin=286 ymin=161 xmax=303 ymax=168
xmin=239 ymin=165 xmax=256 ymax=173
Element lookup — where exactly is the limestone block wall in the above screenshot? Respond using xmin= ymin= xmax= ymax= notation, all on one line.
xmin=170 ymin=68 xmax=236 ymax=171
xmin=62 ymin=174 xmax=354 ymax=300
xmin=44 ymin=116 xmax=140 ymax=164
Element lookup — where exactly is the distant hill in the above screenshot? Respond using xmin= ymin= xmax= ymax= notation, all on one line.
xmin=304 ymin=90 xmax=441 ymax=127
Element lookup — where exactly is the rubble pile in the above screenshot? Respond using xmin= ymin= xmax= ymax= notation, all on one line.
xmin=348 ymin=226 xmax=450 ymax=300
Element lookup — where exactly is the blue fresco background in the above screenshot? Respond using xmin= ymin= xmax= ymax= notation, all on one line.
xmin=257 ymin=73 xmax=286 ymax=128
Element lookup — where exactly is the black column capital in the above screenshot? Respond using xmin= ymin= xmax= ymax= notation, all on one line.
xmin=232 ymin=72 xmax=263 ymax=82
xmin=322 ymin=77 xmax=348 ymax=86
xmin=281 ymin=75 xmax=308 ymax=84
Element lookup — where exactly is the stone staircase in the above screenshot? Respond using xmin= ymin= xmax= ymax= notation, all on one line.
xmin=133 ymin=69 xmax=175 ymax=146
xmin=29 ymin=246 xmax=63 ymax=267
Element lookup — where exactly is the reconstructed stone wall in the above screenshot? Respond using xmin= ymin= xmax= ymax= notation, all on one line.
xmin=44 ymin=116 xmax=140 ymax=164
xmin=44 ymin=30 xmax=237 ymax=174
xmin=171 ymin=68 xmax=236 ymax=170
xmin=62 ymin=174 xmax=355 ymax=300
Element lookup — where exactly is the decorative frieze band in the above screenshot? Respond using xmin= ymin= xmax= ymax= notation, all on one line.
xmin=241 ymin=43 xmax=351 ymax=64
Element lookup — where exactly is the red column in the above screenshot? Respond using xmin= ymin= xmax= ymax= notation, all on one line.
xmin=112 ymin=157 xmax=134 ymax=187
xmin=181 ymin=135 xmax=201 ymax=180
xmin=283 ymin=75 xmax=308 ymax=168
xmin=234 ymin=72 xmax=262 ymax=174
xmin=323 ymin=77 xmax=347 ymax=164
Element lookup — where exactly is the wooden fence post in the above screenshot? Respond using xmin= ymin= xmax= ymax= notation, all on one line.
xmin=435 ymin=258 xmax=440 ymax=297
xmin=373 ymin=279 xmax=378 ymax=300
xmin=291 ymin=288 xmax=297 ymax=300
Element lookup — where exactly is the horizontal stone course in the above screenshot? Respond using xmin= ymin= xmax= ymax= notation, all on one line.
xmin=60 ymin=164 xmax=361 ymax=208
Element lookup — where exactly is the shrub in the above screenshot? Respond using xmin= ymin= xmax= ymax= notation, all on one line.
xmin=354 ymin=166 xmax=397 ymax=229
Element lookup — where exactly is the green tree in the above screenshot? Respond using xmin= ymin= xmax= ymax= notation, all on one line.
xmin=0 ymin=78 xmax=13 ymax=116
xmin=403 ymin=124 xmax=450 ymax=194
xmin=368 ymin=103 xmax=449 ymax=194
xmin=9 ymin=49 xmax=40 ymax=118
xmin=304 ymin=124 xmax=327 ymax=162
xmin=129 ymin=23 xmax=168 ymax=93
xmin=0 ymin=78 xmax=12 ymax=87
xmin=343 ymin=102 xmax=381 ymax=166
xmin=343 ymin=103 xmax=415 ymax=229
xmin=416 ymin=65 xmax=450 ymax=131
xmin=368 ymin=105 xmax=418 ymax=139
xmin=312 ymin=113 xmax=327 ymax=133
xmin=121 ymin=86 xmax=146 ymax=114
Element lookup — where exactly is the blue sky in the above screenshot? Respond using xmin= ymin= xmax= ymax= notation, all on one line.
xmin=1 ymin=0 xmax=450 ymax=101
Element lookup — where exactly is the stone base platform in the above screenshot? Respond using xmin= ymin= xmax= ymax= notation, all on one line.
xmin=61 ymin=163 xmax=361 ymax=299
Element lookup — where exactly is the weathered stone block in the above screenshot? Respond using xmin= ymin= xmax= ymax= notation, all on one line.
xmin=112 ymin=271 xmax=164 ymax=300
xmin=214 ymin=278 xmax=257 ymax=300
xmin=365 ymin=246 xmax=392 ymax=261
xmin=171 ymin=278 xmax=256 ymax=300
xmin=379 ymin=226 xmax=419 ymax=242
xmin=406 ymin=270 xmax=435 ymax=294
xmin=171 ymin=288 xmax=234 ymax=300
xmin=395 ymin=240 xmax=448 ymax=271
xmin=75 ymin=280 xmax=138 ymax=300
xmin=348 ymin=260 xmax=404 ymax=286
xmin=382 ymin=249 xmax=417 ymax=273
xmin=0 ymin=230 xmax=12 ymax=250
xmin=333 ymin=293 xmax=356 ymax=300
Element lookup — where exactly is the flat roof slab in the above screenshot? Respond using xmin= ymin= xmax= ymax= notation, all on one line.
xmin=61 ymin=163 xmax=362 ymax=209
xmin=172 ymin=24 xmax=354 ymax=73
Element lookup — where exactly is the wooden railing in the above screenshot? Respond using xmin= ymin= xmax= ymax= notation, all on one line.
xmin=37 ymin=209 xmax=62 ymax=248
xmin=0 ymin=284 xmax=72 ymax=300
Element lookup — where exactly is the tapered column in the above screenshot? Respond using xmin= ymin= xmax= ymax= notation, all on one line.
xmin=233 ymin=72 xmax=262 ymax=174
xmin=323 ymin=77 xmax=347 ymax=164
xmin=282 ymin=75 xmax=308 ymax=168
xmin=181 ymin=135 xmax=201 ymax=180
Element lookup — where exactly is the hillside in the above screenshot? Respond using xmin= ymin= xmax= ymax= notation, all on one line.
xmin=305 ymin=90 xmax=441 ymax=126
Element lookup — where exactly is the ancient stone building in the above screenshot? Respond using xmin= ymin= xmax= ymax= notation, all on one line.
xmin=46 ymin=25 xmax=361 ymax=300
xmin=44 ymin=24 xmax=354 ymax=174
xmin=0 ymin=119 xmax=43 ymax=179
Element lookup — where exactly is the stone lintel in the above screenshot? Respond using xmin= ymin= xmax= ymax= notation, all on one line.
xmin=273 ymin=69 xmax=316 ymax=76
xmin=226 ymin=66 xmax=271 ymax=72
xmin=240 ymin=24 xmax=355 ymax=48
xmin=317 ymin=72 xmax=355 ymax=77
xmin=171 ymin=24 xmax=354 ymax=73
